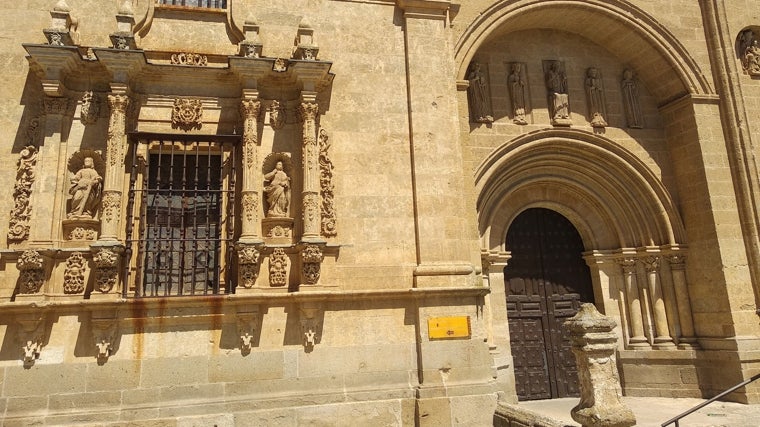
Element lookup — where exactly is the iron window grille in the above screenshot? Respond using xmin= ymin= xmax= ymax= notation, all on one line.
xmin=125 ymin=137 xmax=237 ymax=297
xmin=156 ymin=0 xmax=227 ymax=9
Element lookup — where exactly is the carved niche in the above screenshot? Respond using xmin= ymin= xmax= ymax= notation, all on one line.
xmin=172 ymin=98 xmax=203 ymax=131
xmin=739 ymin=28 xmax=760 ymax=76
xmin=8 ymin=146 xmax=39 ymax=242
xmin=269 ymin=248 xmax=289 ymax=287
xmin=63 ymin=252 xmax=87 ymax=294
xmin=319 ymin=129 xmax=337 ymax=237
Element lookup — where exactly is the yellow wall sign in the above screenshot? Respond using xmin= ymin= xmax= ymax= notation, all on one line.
xmin=428 ymin=316 xmax=471 ymax=340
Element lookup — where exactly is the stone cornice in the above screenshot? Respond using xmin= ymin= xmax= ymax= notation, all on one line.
xmin=396 ymin=0 xmax=458 ymax=20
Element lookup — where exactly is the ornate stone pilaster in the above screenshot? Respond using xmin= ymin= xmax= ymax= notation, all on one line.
xmin=318 ymin=129 xmax=336 ymax=237
xmin=300 ymin=244 xmax=324 ymax=285
xmin=667 ymin=254 xmax=699 ymax=348
xmin=564 ymin=304 xmax=636 ymax=427
xmin=239 ymin=98 xmax=261 ymax=241
xmin=642 ymin=255 xmax=675 ymax=348
xmin=8 ymin=146 xmax=39 ymax=243
xmin=617 ymin=257 xmax=649 ymax=348
xmin=100 ymin=93 xmax=130 ymax=241
xmin=63 ymin=251 xmax=86 ymax=294
xmin=299 ymin=101 xmax=321 ymax=241
xmin=17 ymin=250 xmax=45 ymax=295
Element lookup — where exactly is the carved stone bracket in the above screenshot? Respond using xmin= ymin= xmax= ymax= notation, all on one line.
xmin=299 ymin=305 xmax=320 ymax=350
xmin=172 ymin=98 xmax=203 ymax=131
xmin=236 ymin=244 xmax=261 ymax=289
xmin=91 ymin=310 xmax=118 ymax=360
xmin=301 ymin=244 xmax=324 ymax=285
xmin=92 ymin=247 xmax=120 ymax=293
xmin=8 ymin=146 xmax=39 ymax=243
xmin=236 ymin=306 xmax=260 ymax=355
xmin=63 ymin=251 xmax=87 ymax=294
xmin=269 ymin=247 xmax=289 ymax=287
xmin=319 ymin=129 xmax=336 ymax=238
xmin=16 ymin=313 xmax=46 ymax=365
xmin=16 ymin=250 xmax=45 ymax=295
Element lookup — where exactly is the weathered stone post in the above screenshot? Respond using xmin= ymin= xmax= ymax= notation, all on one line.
xmin=564 ymin=303 xmax=635 ymax=427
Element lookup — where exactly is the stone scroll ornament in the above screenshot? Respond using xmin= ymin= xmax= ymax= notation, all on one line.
xmin=8 ymin=146 xmax=39 ymax=242
xmin=172 ymin=98 xmax=203 ymax=131
xmin=466 ymin=62 xmax=494 ymax=123
xmin=93 ymin=248 xmax=119 ymax=293
xmin=739 ymin=29 xmax=760 ymax=76
xmin=17 ymin=250 xmax=45 ymax=294
xmin=301 ymin=244 xmax=323 ymax=285
xmin=269 ymin=248 xmax=289 ymax=287
xmin=63 ymin=252 xmax=86 ymax=294
xmin=318 ymin=129 xmax=336 ymax=237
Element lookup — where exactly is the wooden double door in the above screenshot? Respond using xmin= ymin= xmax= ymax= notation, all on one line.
xmin=505 ymin=208 xmax=595 ymax=401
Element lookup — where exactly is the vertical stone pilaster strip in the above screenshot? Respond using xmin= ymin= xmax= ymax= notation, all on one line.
xmin=667 ymin=254 xmax=699 ymax=348
xmin=299 ymin=101 xmax=321 ymax=241
xmin=100 ymin=93 xmax=130 ymax=241
xmin=618 ymin=258 xmax=649 ymax=347
xmin=239 ymin=98 xmax=261 ymax=241
xmin=643 ymin=255 xmax=675 ymax=348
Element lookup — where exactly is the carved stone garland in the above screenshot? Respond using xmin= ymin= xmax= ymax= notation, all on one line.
xmin=172 ymin=98 xmax=203 ymax=132
xmin=8 ymin=146 xmax=39 ymax=242
xmin=17 ymin=250 xmax=45 ymax=294
xmin=269 ymin=248 xmax=289 ymax=287
xmin=318 ymin=129 xmax=336 ymax=237
xmin=63 ymin=252 xmax=87 ymax=294
xmin=237 ymin=246 xmax=260 ymax=289
xmin=93 ymin=248 xmax=119 ymax=293
xmin=301 ymin=244 xmax=323 ymax=285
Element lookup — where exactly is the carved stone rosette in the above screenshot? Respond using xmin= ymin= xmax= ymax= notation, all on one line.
xmin=17 ymin=250 xmax=45 ymax=294
xmin=269 ymin=248 xmax=289 ymax=287
xmin=63 ymin=252 xmax=87 ymax=294
xmin=93 ymin=248 xmax=119 ymax=293
xmin=172 ymin=98 xmax=203 ymax=132
xmin=318 ymin=129 xmax=336 ymax=237
xmin=301 ymin=244 xmax=323 ymax=285
xmin=8 ymin=146 xmax=38 ymax=242
xmin=237 ymin=245 xmax=260 ymax=289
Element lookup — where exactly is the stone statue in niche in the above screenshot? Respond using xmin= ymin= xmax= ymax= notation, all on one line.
xmin=584 ymin=67 xmax=607 ymax=128
xmin=621 ymin=69 xmax=644 ymax=129
xmin=68 ymin=153 xmax=104 ymax=219
xmin=739 ymin=29 xmax=760 ymax=76
xmin=544 ymin=60 xmax=571 ymax=126
xmin=467 ymin=62 xmax=494 ymax=123
xmin=264 ymin=160 xmax=291 ymax=218
xmin=508 ymin=63 xmax=528 ymax=125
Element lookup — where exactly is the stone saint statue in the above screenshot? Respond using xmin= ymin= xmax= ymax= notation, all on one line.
xmin=264 ymin=161 xmax=290 ymax=218
xmin=68 ymin=157 xmax=103 ymax=219
xmin=621 ymin=69 xmax=644 ymax=129
xmin=467 ymin=62 xmax=494 ymax=123
xmin=585 ymin=67 xmax=607 ymax=128
xmin=508 ymin=63 xmax=528 ymax=125
xmin=740 ymin=29 xmax=760 ymax=76
xmin=545 ymin=61 xmax=570 ymax=124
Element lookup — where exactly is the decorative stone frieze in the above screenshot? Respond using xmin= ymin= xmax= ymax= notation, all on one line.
xmin=170 ymin=52 xmax=208 ymax=66
xmin=92 ymin=248 xmax=119 ymax=293
xmin=80 ymin=91 xmax=101 ymax=124
xmin=585 ymin=67 xmax=608 ymax=129
xmin=44 ymin=96 xmax=72 ymax=116
xmin=172 ymin=98 xmax=203 ymax=131
xmin=319 ymin=129 xmax=336 ymax=237
xmin=63 ymin=252 xmax=87 ymax=294
xmin=237 ymin=244 xmax=260 ymax=289
xmin=621 ymin=69 xmax=643 ymax=128
xmin=16 ymin=314 xmax=46 ymax=366
xmin=544 ymin=60 xmax=571 ymax=126
xmin=739 ymin=29 xmax=760 ymax=76
xmin=301 ymin=244 xmax=324 ymax=285
xmin=293 ymin=21 xmax=319 ymax=60
xmin=466 ymin=62 xmax=494 ymax=123
xmin=269 ymin=248 xmax=289 ymax=287
xmin=8 ymin=146 xmax=38 ymax=242
xmin=67 ymin=226 xmax=97 ymax=241
xmin=17 ymin=250 xmax=45 ymax=294
xmin=564 ymin=304 xmax=636 ymax=427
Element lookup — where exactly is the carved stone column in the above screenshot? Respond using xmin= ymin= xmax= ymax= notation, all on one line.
xmin=239 ymin=97 xmax=261 ymax=242
xmin=299 ymin=101 xmax=322 ymax=242
xmin=618 ymin=257 xmax=649 ymax=348
xmin=642 ymin=255 xmax=675 ymax=348
xmin=667 ymin=254 xmax=699 ymax=348
xmin=564 ymin=304 xmax=636 ymax=427
xmin=99 ymin=93 xmax=130 ymax=241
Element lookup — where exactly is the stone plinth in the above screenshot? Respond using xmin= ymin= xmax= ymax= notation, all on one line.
xmin=564 ymin=303 xmax=635 ymax=427
xmin=262 ymin=218 xmax=294 ymax=245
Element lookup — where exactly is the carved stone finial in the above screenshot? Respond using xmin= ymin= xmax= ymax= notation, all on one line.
xmin=117 ymin=0 xmax=134 ymax=16
xmin=240 ymin=16 xmax=263 ymax=58
xmin=46 ymin=0 xmax=78 ymax=46
xmin=54 ymin=0 xmax=71 ymax=12
xmin=564 ymin=304 xmax=636 ymax=427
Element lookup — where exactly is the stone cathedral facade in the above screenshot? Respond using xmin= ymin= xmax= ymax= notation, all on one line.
xmin=1 ymin=0 xmax=760 ymax=425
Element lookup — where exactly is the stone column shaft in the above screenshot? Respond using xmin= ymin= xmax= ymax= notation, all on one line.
xmin=644 ymin=256 xmax=675 ymax=348
xmin=619 ymin=258 xmax=648 ymax=347
xmin=239 ymin=98 xmax=261 ymax=241
xmin=299 ymin=101 xmax=321 ymax=241
xmin=100 ymin=93 xmax=130 ymax=241
xmin=668 ymin=255 xmax=698 ymax=347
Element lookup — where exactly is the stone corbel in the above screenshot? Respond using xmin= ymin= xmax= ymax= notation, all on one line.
xmin=299 ymin=304 xmax=321 ymax=350
xmin=91 ymin=310 xmax=118 ymax=361
xmin=293 ymin=20 xmax=319 ymax=61
xmin=44 ymin=0 xmax=80 ymax=46
xmin=110 ymin=0 xmax=137 ymax=50
xmin=236 ymin=306 xmax=260 ymax=355
xmin=16 ymin=313 xmax=46 ymax=365
xmin=239 ymin=17 xmax=263 ymax=58
xmin=16 ymin=250 xmax=46 ymax=296
xmin=300 ymin=243 xmax=324 ymax=285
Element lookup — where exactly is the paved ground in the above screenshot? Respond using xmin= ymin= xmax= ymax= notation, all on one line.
xmin=518 ymin=396 xmax=760 ymax=426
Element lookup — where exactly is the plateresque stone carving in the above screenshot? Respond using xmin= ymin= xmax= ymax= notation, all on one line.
xmin=269 ymin=100 xmax=285 ymax=130
xmin=466 ymin=62 xmax=494 ymax=123
xmin=585 ymin=67 xmax=608 ymax=128
xmin=264 ymin=160 xmax=291 ymax=218
xmin=8 ymin=146 xmax=38 ymax=242
xmin=545 ymin=60 xmax=571 ymax=126
xmin=269 ymin=248 xmax=289 ymax=287
xmin=68 ymin=152 xmax=104 ymax=219
xmin=621 ymin=69 xmax=644 ymax=129
xmin=63 ymin=252 xmax=86 ymax=294
xmin=564 ymin=303 xmax=636 ymax=427
xmin=739 ymin=29 xmax=760 ymax=76
xmin=172 ymin=98 xmax=203 ymax=131
xmin=508 ymin=62 xmax=529 ymax=125
xmin=93 ymin=248 xmax=119 ymax=293
xmin=237 ymin=245 xmax=260 ymax=289
xmin=17 ymin=250 xmax=45 ymax=294
xmin=170 ymin=52 xmax=208 ymax=66
xmin=319 ymin=129 xmax=336 ymax=237
xmin=301 ymin=244 xmax=323 ymax=285
xmin=80 ymin=91 xmax=101 ymax=125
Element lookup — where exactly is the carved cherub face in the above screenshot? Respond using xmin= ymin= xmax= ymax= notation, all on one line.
xmin=84 ymin=157 xmax=94 ymax=168
xmin=275 ymin=161 xmax=283 ymax=171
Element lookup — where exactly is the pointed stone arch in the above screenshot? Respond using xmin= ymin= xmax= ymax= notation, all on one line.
xmin=455 ymin=0 xmax=713 ymax=105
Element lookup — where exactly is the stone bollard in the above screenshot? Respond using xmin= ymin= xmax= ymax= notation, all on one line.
xmin=564 ymin=303 xmax=636 ymax=427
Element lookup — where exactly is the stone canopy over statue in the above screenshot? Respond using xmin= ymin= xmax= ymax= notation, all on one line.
xmin=67 ymin=151 xmax=105 ymax=219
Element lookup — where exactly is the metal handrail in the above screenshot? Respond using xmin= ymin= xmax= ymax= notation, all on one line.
xmin=661 ymin=372 xmax=760 ymax=426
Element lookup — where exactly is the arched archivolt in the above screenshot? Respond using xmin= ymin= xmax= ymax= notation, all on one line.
xmin=477 ymin=128 xmax=686 ymax=252
xmin=455 ymin=0 xmax=712 ymax=105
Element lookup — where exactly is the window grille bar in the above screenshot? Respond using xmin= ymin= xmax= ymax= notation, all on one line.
xmin=156 ymin=0 xmax=227 ymax=9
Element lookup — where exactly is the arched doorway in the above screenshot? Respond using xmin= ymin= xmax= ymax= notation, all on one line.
xmin=505 ymin=208 xmax=594 ymax=401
